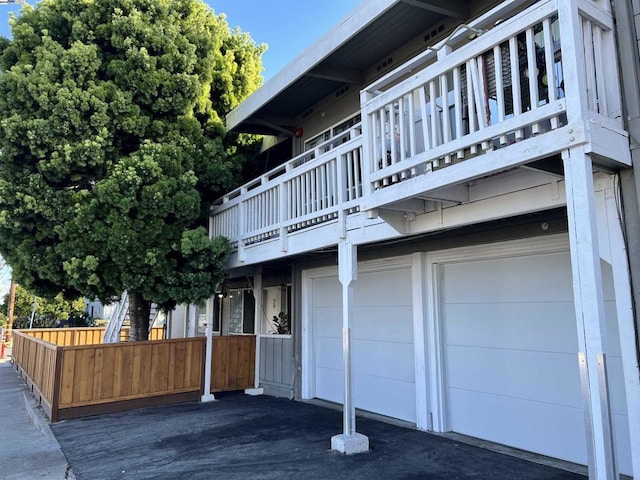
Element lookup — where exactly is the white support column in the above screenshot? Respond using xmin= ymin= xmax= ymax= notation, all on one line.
xmin=246 ymin=267 xmax=264 ymax=396
xmin=412 ymin=252 xmax=430 ymax=430
xmin=331 ymin=240 xmax=369 ymax=454
xmin=604 ymin=185 xmax=640 ymax=477
xmin=563 ymin=148 xmax=617 ymax=480
xmin=201 ymin=296 xmax=216 ymax=403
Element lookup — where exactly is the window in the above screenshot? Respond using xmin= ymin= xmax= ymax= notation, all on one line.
xmin=261 ymin=285 xmax=291 ymax=335
xmin=227 ymin=289 xmax=255 ymax=334
xmin=195 ymin=300 xmax=220 ymax=336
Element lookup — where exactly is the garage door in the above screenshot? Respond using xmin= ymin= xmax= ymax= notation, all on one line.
xmin=311 ymin=266 xmax=416 ymax=423
xmin=442 ymin=250 xmax=631 ymax=472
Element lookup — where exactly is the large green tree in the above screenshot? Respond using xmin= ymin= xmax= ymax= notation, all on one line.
xmin=0 ymin=0 xmax=265 ymax=340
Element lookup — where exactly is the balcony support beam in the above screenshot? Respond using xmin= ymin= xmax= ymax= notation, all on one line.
xmin=563 ymin=146 xmax=617 ymax=480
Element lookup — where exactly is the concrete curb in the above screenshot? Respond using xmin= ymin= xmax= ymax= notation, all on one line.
xmin=22 ymin=390 xmax=58 ymax=443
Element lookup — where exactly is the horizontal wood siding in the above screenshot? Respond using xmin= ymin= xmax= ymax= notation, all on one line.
xmin=259 ymin=336 xmax=294 ymax=398
xmin=210 ymin=336 xmax=256 ymax=392
xmin=58 ymin=337 xmax=205 ymax=410
xmin=21 ymin=327 xmax=165 ymax=346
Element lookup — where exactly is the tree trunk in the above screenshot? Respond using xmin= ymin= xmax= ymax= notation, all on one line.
xmin=128 ymin=292 xmax=151 ymax=342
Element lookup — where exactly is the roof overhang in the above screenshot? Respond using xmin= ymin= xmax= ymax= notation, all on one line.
xmin=226 ymin=0 xmax=470 ymax=135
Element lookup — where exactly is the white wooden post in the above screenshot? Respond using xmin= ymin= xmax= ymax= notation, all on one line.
xmin=331 ymin=240 xmax=369 ymax=454
xmin=246 ymin=266 xmax=264 ymax=396
xmin=360 ymin=90 xmax=375 ymax=203
xmin=201 ymin=296 xmax=216 ymax=403
xmin=412 ymin=252 xmax=430 ymax=430
xmin=238 ymin=187 xmax=247 ymax=263
xmin=563 ymin=147 xmax=617 ymax=479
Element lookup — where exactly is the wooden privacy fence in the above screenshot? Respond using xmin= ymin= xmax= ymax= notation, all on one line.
xmin=210 ymin=335 xmax=256 ymax=392
xmin=11 ymin=332 xmax=60 ymax=420
xmin=12 ymin=329 xmax=256 ymax=422
xmin=23 ymin=326 xmax=165 ymax=346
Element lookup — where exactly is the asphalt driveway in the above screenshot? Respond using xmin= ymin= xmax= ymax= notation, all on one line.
xmin=51 ymin=392 xmax=586 ymax=480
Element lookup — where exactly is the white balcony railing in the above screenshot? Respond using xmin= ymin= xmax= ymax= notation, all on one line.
xmin=210 ymin=125 xmax=364 ymax=257
xmin=211 ymin=0 xmax=625 ymax=260
xmin=360 ymin=0 xmax=622 ymax=197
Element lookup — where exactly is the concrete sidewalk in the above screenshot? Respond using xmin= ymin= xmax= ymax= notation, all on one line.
xmin=0 ymin=358 xmax=74 ymax=480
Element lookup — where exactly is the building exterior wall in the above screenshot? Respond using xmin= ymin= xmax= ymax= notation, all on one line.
xmin=217 ymin=0 xmax=640 ymax=473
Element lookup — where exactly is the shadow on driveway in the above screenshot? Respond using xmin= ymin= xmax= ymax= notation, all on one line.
xmin=51 ymin=392 xmax=585 ymax=480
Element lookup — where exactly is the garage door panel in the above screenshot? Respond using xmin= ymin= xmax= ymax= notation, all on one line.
xmin=356 ymin=374 xmax=416 ymax=422
xmin=614 ymin=413 xmax=632 ymax=474
xmin=444 ymin=253 xmax=574 ymax=304
xmin=448 ymin=388 xmax=587 ymax=465
xmin=313 ymin=306 xmax=341 ymax=337
xmin=607 ymin=357 xmax=627 ymax=414
xmin=354 ymin=339 xmax=415 ymax=383
xmin=355 ymin=269 xmax=412 ymax=306
xmin=444 ymin=302 xmax=578 ymax=353
xmin=447 ymin=346 xmax=582 ymax=408
xmin=313 ymin=277 xmax=341 ymax=307
xmin=315 ymin=366 xmax=342 ymax=403
xmin=353 ymin=306 xmax=413 ymax=344
xmin=314 ymin=336 xmax=342 ymax=370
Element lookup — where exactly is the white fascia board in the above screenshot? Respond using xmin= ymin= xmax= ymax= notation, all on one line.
xmin=226 ymin=0 xmax=398 ymax=131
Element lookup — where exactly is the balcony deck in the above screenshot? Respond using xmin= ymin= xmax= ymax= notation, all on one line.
xmin=211 ymin=0 xmax=630 ymax=269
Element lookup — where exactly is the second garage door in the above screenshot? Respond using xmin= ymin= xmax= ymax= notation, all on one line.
xmin=441 ymin=249 xmax=630 ymax=471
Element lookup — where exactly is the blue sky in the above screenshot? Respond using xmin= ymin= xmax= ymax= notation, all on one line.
xmin=0 ymin=1 xmax=362 ymax=300
xmin=0 ymin=1 xmax=363 ymax=80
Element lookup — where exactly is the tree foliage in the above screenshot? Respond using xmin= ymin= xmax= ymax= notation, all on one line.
xmin=1 ymin=283 xmax=86 ymax=329
xmin=0 ymin=0 xmax=264 ymax=338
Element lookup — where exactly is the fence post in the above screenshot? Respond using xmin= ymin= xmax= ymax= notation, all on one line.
xmin=50 ymin=347 xmax=63 ymax=423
